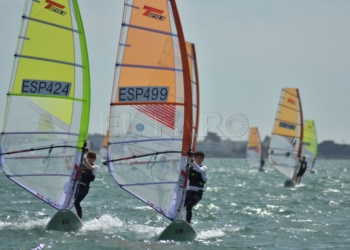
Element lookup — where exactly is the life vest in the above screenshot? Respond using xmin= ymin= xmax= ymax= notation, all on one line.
xmin=80 ymin=164 xmax=95 ymax=186
xmin=188 ymin=166 xmax=205 ymax=188
xmin=300 ymin=161 xmax=307 ymax=170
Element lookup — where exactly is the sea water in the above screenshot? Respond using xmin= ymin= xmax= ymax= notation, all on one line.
xmin=0 ymin=159 xmax=349 ymax=249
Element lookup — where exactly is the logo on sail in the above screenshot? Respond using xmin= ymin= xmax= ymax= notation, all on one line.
xmin=45 ymin=0 xmax=67 ymax=16
xmin=143 ymin=6 xmax=166 ymax=21
xmin=287 ymin=98 xmax=295 ymax=105
xmin=279 ymin=122 xmax=296 ymax=130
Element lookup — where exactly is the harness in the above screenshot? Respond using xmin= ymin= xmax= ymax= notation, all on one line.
xmin=188 ymin=166 xmax=206 ymax=188
xmin=80 ymin=164 xmax=95 ymax=187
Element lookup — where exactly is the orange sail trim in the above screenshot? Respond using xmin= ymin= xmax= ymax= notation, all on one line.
xmin=170 ymin=0 xmax=193 ymax=153
xmin=296 ymin=89 xmax=304 ymax=158
xmin=186 ymin=42 xmax=200 ymax=151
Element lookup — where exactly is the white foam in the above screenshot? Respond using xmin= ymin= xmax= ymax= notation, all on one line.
xmin=197 ymin=228 xmax=225 ymax=240
xmin=80 ymin=214 xmax=123 ymax=233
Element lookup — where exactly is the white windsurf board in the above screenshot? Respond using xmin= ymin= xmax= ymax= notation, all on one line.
xmin=46 ymin=209 xmax=83 ymax=232
xmin=158 ymin=219 xmax=197 ymax=241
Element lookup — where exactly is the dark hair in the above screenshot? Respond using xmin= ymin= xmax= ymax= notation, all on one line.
xmin=194 ymin=151 xmax=205 ymax=158
xmin=87 ymin=151 xmax=97 ymax=159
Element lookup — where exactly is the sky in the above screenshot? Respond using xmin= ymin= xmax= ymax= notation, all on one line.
xmin=1 ymin=0 xmax=350 ymax=144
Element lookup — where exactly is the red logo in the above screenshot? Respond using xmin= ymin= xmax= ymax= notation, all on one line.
xmin=287 ymin=98 xmax=295 ymax=105
xmin=45 ymin=0 xmax=67 ymax=15
xmin=143 ymin=6 xmax=166 ymax=21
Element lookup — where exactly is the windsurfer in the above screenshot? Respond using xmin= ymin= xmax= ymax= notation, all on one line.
xmin=184 ymin=151 xmax=207 ymax=224
xmin=260 ymin=159 xmax=265 ymax=170
xmin=74 ymin=151 xmax=99 ymax=219
xmin=295 ymin=156 xmax=307 ymax=184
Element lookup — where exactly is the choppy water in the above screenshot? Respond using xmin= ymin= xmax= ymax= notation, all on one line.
xmin=1 ymin=159 xmax=350 ymax=249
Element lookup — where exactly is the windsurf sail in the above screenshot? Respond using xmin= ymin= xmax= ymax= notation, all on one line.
xmin=0 ymin=0 xmax=90 ymax=210
xmin=99 ymin=129 xmax=109 ymax=161
xmin=268 ymin=88 xmax=303 ymax=182
xmin=246 ymin=127 xmax=264 ymax=169
xmin=105 ymin=0 xmax=193 ymax=221
xmin=186 ymin=42 xmax=200 ymax=151
xmin=302 ymin=120 xmax=318 ymax=171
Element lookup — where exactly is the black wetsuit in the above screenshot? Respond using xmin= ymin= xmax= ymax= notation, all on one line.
xmin=74 ymin=164 xmax=95 ymax=219
xmin=184 ymin=164 xmax=206 ymax=223
xmin=297 ymin=160 xmax=307 ymax=177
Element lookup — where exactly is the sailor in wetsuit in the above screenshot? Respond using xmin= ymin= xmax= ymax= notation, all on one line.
xmin=295 ymin=156 xmax=307 ymax=185
xmin=259 ymin=159 xmax=265 ymax=171
xmin=184 ymin=151 xmax=207 ymax=224
xmin=74 ymin=151 xmax=98 ymax=219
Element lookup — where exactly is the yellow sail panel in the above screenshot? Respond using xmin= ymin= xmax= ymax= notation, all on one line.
xmin=247 ymin=127 xmax=260 ymax=148
xmin=12 ymin=0 xmax=76 ymax=126
xmin=303 ymin=120 xmax=315 ymax=152
xmin=116 ymin=1 xmax=179 ymax=103
xmin=273 ymin=88 xmax=301 ymax=138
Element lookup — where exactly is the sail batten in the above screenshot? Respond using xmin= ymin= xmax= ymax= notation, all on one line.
xmin=122 ymin=23 xmax=178 ymax=37
xmin=14 ymin=54 xmax=83 ymax=67
xmin=22 ymin=15 xmax=79 ymax=32
xmin=116 ymin=63 xmax=182 ymax=71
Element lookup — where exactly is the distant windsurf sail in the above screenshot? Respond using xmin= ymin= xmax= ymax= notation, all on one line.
xmin=302 ymin=120 xmax=318 ymax=171
xmin=105 ymin=0 xmax=193 ymax=221
xmin=186 ymin=42 xmax=200 ymax=151
xmin=0 ymin=0 xmax=90 ymax=210
xmin=268 ymin=88 xmax=303 ymax=182
xmin=246 ymin=127 xmax=263 ymax=169
xmin=99 ymin=129 xmax=109 ymax=161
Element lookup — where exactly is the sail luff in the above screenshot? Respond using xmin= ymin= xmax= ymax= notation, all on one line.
xmin=72 ymin=0 xmax=90 ymax=146
xmin=169 ymin=0 xmax=192 ymax=154
xmin=191 ymin=43 xmax=200 ymax=151
xmin=296 ymin=89 xmax=303 ymax=159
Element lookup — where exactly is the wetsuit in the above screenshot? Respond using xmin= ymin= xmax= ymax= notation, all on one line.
xmin=296 ymin=159 xmax=307 ymax=177
xmin=74 ymin=164 xmax=98 ymax=219
xmin=184 ymin=162 xmax=207 ymax=223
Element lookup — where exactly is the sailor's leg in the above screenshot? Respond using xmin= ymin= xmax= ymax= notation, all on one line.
xmin=74 ymin=186 xmax=89 ymax=219
xmin=185 ymin=191 xmax=202 ymax=223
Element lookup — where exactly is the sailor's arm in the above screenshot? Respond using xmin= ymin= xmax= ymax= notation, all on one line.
xmin=83 ymin=158 xmax=96 ymax=171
